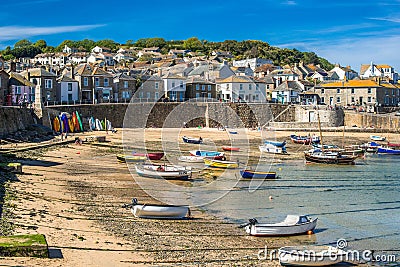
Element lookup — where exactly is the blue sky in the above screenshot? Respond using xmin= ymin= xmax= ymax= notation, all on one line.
xmin=1 ymin=0 xmax=400 ymax=72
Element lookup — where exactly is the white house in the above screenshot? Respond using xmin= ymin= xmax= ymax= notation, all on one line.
xmin=330 ymin=64 xmax=358 ymax=80
xmin=67 ymin=52 xmax=88 ymax=64
xmin=91 ymin=46 xmax=112 ymax=53
xmin=233 ymin=58 xmax=273 ymax=71
xmin=216 ymin=75 xmax=266 ymax=102
xmin=163 ymin=73 xmax=186 ymax=101
xmin=360 ymin=62 xmax=398 ymax=83
xmin=272 ymin=80 xmax=303 ymax=104
xmin=57 ymin=75 xmax=79 ymax=102
xmin=87 ymin=52 xmax=115 ymax=66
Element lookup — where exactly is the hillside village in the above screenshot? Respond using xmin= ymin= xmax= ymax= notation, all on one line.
xmin=0 ymin=42 xmax=399 ymax=114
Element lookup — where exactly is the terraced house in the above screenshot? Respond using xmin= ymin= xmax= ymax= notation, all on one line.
xmin=22 ymin=68 xmax=57 ymax=105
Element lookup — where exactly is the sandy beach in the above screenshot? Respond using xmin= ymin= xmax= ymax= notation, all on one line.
xmin=0 ymin=127 xmax=392 ymax=266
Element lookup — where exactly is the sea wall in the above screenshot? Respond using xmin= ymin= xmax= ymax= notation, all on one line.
xmin=344 ymin=111 xmax=400 ymax=131
xmin=0 ymin=107 xmax=36 ymax=137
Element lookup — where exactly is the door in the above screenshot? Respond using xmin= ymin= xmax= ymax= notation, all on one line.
xmin=359 ymin=96 xmax=363 ymax=105
xmin=330 ymin=97 xmax=333 ymax=105
xmin=309 ymin=111 xmax=315 ymax=122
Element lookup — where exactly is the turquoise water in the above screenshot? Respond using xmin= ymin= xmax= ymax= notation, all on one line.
xmin=201 ymin=155 xmax=400 ymax=257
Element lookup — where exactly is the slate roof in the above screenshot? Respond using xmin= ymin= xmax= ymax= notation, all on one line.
xmin=274 ymin=81 xmax=303 ymax=92
xmin=9 ymin=72 xmax=35 ymax=87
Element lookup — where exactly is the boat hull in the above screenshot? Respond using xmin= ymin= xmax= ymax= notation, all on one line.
xmin=182 ymin=136 xmax=203 ymax=144
xmin=204 ymin=158 xmax=238 ymax=169
xmin=117 ymin=154 xmax=147 ymax=162
xmin=178 ymin=156 xmax=204 ymax=163
xmin=246 ymin=219 xmax=317 ymax=236
xmin=131 ymin=205 xmax=189 ymax=219
xmin=222 ymin=146 xmax=240 ymax=151
xmin=240 ymin=170 xmax=276 ymax=179
xmin=377 ymin=147 xmax=400 ymax=155
xmin=135 ymin=165 xmax=191 ymax=180
xmin=259 ymin=144 xmax=287 ymax=154
xmin=305 ymin=152 xmax=355 ymax=165
xmin=264 ymin=140 xmax=286 ymax=147
xmin=133 ymin=152 xmax=164 ymax=160
xmin=189 ymin=150 xmax=225 ymax=160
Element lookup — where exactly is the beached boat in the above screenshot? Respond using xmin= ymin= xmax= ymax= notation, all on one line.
xmin=264 ymin=140 xmax=286 ymax=147
xmin=240 ymin=169 xmax=276 ymax=179
xmin=259 ymin=143 xmax=287 ymax=154
xmin=116 ymin=154 xmax=147 ymax=162
xmin=125 ymin=198 xmax=190 ymax=219
xmin=241 ymin=215 xmax=317 ymax=236
xmin=189 ymin=150 xmax=225 ymax=160
xmin=388 ymin=142 xmax=400 ymax=147
xmin=360 ymin=141 xmax=381 ymax=153
xmin=178 ymin=155 xmax=204 ymax=163
xmin=228 ymin=130 xmax=238 ymax=134
xmin=133 ymin=152 xmax=164 ymax=160
xmin=377 ymin=147 xmax=400 ymax=155
xmin=304 ymin=149 xmax=356 ymax=165
xmin=182 ymin=136 xmax=203 ymax=144
xmin=221 ymin=146 xmax=240 ymax=151
xmin=278 ymin=245 xmax=347 ymax=266
xmin=135 ymin=164 xmax=192 ymax=180
xmin=203 ymin=158 xmax=238 ymax=169
xmin=370 ymin=135 xmax=386 ymax=141
xmin=290 ymin=134 xmax=320 ymax=145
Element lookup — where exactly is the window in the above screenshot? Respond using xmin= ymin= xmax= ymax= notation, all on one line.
xmin=95 ymin=77 xmax=99 ymax=86
xmin=351 ymin=97 xmax=355 ymax=103
xmin=336 ymin=96 xmax=341 ymax=103
xmin=84 ymin=77 xmax=88 ymax=86
xmin=46 ymin=91 xmax=51 ymax=100
xmin=139 ymin=92 xmax=143 ymax=98
xmin=16 ymin=86 xmax=21 ymax=94
xmin=392 ymin=89 xmax=395 ymax=95
xmin=172 ymin=82 xmax=175 ymax=88
xmin=155 ymin=92 xmax=159 ymax=100
xmin=227 ymin=84 xmax=230 ymax=90
xmin=155 ymin=82 xmax=159 ymax=89
xmin=255 ymin=94 xmax=259 ymax=100
xmin=68 ymin=94 xmax=73 ymax=101
xmin=239 ymin=84 xmax=243 ymax=90
xmin=147 ymin=92 xmax=151 ymax=99
xmin=180 ymin=81 xmax=183 ymax=88
xmin=68 ymin=83 xmax=73 ymax=91
xmin=45 ymin=79 xmax=52 ymax=89
xmin=321 ymin=88 xmax=324 ymax=94
xmin=122 ymin=91 xmax=130 ymax=99
xmin=351 ymin=88 xmax=355 ymax=94
xmin=368 ymin=96 xmax=372 ymax=103
xmin=256 ymin=84 xmax=259 ymax=91
xmin=208 ymin=85 xmax=211 ymax=91
xmin=249 ymin=84 xmax=252 ymax=90
xmin=321 ymin=97 xmax=325 ymax=103
xmin=196 ymin=84 xmax=199 ymax=91
xmin=104 ymin=78 xmax=109 ymax=86
xmin=202 ymin=85 xmax=205 ymax=91
xmin=367 ymin=88 xmax=372 ymax=94
xmin=30 ymin=87 xmax=35 ymax=94
xmin=208 ymin=93 xmax=212 ymax=99
xmin=196 ymin=93 xmax=200 ymax=98
xmin=336 ymin=88 xmax=340 ymax=93
xmin=124 ymin=81 xmax=129 ymax=88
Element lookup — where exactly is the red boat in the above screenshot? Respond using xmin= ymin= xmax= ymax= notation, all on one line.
xmin=221 ymin=146 xmax=240 ymax=151
xmin=388 ymin=142 xmax=400 ymax=148
xmin=133 ymin=152 xmax=164 ymax=160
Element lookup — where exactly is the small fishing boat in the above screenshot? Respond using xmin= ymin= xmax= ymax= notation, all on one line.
xmin=360 ymin=141 xmax=381 ymax=153
xmin=204 ymin=158 xmax=238 ymax=169
xmin=278 ymin=245 xmax=347 ymax=266
xmin=178 ymin=155 xmax=204 ymax=163
xmin=124 ymin=198 xmax=190 ymax=219
xmin=228 ymin=130 xmax=238 ymax=134
xmin=264 ymin=140 xmax=286 ymax=147
xmin=370 ymin=135 xmax=386 ymax=141
xmin=189 ymin=150 xmax=225 ymax=160
xmin=221 ymin=146 xmax=240 ymax=151
xmin=241 ymin=215 xmax=317 ymax=236
xmin=304 ymin=149 xmax=356 ymax=165
xmin=133 ymin=152 xmax=164 ymax=160
xmin=377 ymin=147 xmax=400 ymax=155
xmin=135 ymin=164 xmax=192 ymax=180
xmin=259 ymin=144 xmax=287 ymax=154
xmin=290 ymin=134 xmax=320 ymax=145
xmin=240 ymin=169 xmax=276 ymax=179
xmin=312 ymin=143 xmax=339 ymax=149
xmin=182 ymin=136 xmax=203 ymax=144
xmin=116 ymin=154 xmax=147 ymax=162
xmin=388 ymin=142 xmax=400 ymax=147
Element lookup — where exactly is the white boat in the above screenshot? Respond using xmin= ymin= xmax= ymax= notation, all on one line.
xmin=370 ymin=135 xmax=386 ymax=141
xmin=126 ymin=198 xmax=190 ymax=219
xmin=135 ymin=164 xmax=192 ymax=180
xmin=242 ymin=215 xmax=317 ymax=236
xmin=259 ymin=143 xmax=287 ymax=154
xmin=279 ymin=245 xmax=347 ymax=266
xmin=178 ymin=155 xmax=204 ymax=163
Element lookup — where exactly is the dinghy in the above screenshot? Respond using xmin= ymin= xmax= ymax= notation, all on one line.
xmin=124 ymin=198 xmax=190 ymax=219
xmin=264 ymin=140 xmax=286 ymax=147
xmin=290 ymin=134 xmax=320 ymax=145
xmin=178 ymin=155 xmax=204 ymax=163
xmin=203 ymin=158 xmax=238 ymax=169
xmin=116 ymin=154 xmax=147 ymax=162
xmin=377 ymin=147 xmax=400 ymax=155
xmin=240 ymin=169 xmax=277 ymax=179
xmin=189 ymin=150 xmax=225 ymax=160
xmin=182 ymin=136 xmax=203 ymax=144
xmin=278 ymin=245 xmax=347 ymax=266
xmin=135 ymin=164 xmax=192 ymax=180
xmin=221 ymin=146 xmax=240 ymax=151
xmin=370 ymin=135 xmax=386 ymax=141
xmin=259 ymin=144 xmax=287 ymax=154
xmin=133 ymin=152 xmax=164 ymax=160
xmin=241 ymin=215 xmax=317 ymax=236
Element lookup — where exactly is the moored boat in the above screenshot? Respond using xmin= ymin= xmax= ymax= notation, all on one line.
xmin=189 ymin=150 xmax=225 ymax=160
xmin=240 ymin=169 xmax=276 ymax=179
xmin=124 ymin=198 xmax=190 ymax=219
xmin=388 ymin=142 xmax=400 ymax=147
xmin=278 ymin=245 xmax=347 ymax=266
xmin=117 ymin=154 xmax=147 ymax=162
xmin=259 ymin=143 xmax=287 ymax=154
xmin=290 ymin=134 xmax=320 ymax=145
xmin=133 ymin=152 xmax=164 ymax=160
xmin=135 ymin=164 xmax=192 ymax=180
xmin=377 ymin=147 xmax=400 ymax=155
xmin=304 ymin=149 xmax=356 ymax=165
xmin=204 ymin=158 xmax=238 ymax=169
xmin=360 ymin=141 xmax=381 ymax=153
xmin=178 ymin=155 xmax=204 ymax=163
xmin=241 ymin=215 xmax=317 ymax=236
xmin=370 ymin=135 xmax=386 ymax=141
xmin=182 ymin=136 xmax=203 ymax=144
xmin=221 ymin=146 xmax=240 ymax=151
xmin=264 ymin=140 xmax=286 ymax=147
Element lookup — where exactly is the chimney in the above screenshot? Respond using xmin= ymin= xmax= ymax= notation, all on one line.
xmin=158 ymin=68 xmax=162 ymax=77
xmin=27 ymin=70 xmax=31 ymax=81
xmin=71 ymin=65 xmax=75 ymax=79
xmin=10 ymin=61 xmax=17 ymax=72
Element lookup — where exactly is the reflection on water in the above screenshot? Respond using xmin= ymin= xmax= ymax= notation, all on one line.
xmin=200 ymin=155 xmax=400 ymax=256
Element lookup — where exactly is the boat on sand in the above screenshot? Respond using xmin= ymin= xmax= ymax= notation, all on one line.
xmin=123 ymin=198 xmax=190 ymax=219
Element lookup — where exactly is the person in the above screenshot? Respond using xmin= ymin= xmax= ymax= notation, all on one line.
xmin=199 ymin=136 xmax=203 ymax=142
xmin=75 ymin=137 xmax=82 ymax=145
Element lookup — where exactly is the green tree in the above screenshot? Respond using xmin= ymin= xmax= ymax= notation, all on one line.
xmin=95 ymin=39 xmax=119 ymax=51
xmin=14 ymin=39 xmax=32 ymax=49
xmin=183 ymin=37 xmax=203 ymax=51
xmin=76 ymin=39 xmax=96 ymax=51
xmin=55 ymin=40 xmax=75 ymax=52
xmin=34 ymin=39 xmax=47 ymax=50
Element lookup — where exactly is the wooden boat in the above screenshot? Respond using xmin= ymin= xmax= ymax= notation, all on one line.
xmin=259 ymin=144 xmax=287 ymax=154
xmin=290 ymin=134 xmax=320 ymax=145
xmin=264 ymin=140 xmax=286 ymax=147
xmin=304 ymin=149 xmax=356 ymax=165
xmin=182 ymin=136 xmax=203 ymax=144
xmin=189 ymin=150 xmax=225 ymax=160
xmin=279 ymin=245 xmax=347 ymax=266
xmin=221 ymin=146 xmax=240 ymax=151
xmin=377 ymin=147 xmax=400 ymax=155
xmin=135 ymin=164 xmax=192 ymax=180
xmin=117 ymin=154 xmax=147 ymax=162
xmin=133 ymin=152 xmax=164 ymax=160
xmin=240 ymin=169 xmax=276 ymax=179
xmin=125 ymin=198 xmax=190 ymax=219
xmin=203 ymin=158 xmax=238 ymax=169
xmin=241 ymin=215 xmax=317 ymax=236
xmin=370 ymin=135 xmax=386 ymax=141
xmin=178 ymin=155 xmax=204 ymax=163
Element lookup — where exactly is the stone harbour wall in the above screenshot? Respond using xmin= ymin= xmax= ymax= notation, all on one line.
xmin=0 ymin=107 xmax=36 ymax=137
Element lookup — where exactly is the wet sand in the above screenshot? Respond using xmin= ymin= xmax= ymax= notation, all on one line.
xmin=1 ymin=128 xmax=389 ymax=266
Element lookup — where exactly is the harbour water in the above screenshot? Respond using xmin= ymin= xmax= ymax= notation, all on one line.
xmin=201 ymin=155 xmax=400 ymax=258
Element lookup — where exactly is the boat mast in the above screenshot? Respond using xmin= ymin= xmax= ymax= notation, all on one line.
xmin=342 ymin=124 xmax=345 ymax=149
xmin=317 ymin=110 xmax=324 ymax=152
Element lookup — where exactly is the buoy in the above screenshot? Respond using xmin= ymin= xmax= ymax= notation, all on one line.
xmin=269 ymin=196 xmax=273 ymax=200
xmin=307 ymin=230 xmax=313 ymax=235
xmin=278 ymin=167 xmax=282 ymax=171
xmin=76 ymin=152 xmax=80 ymax=154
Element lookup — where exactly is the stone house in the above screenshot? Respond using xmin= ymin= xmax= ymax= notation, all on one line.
xmin=22 ymin=68 xmax=57 ymax=105
xmin=8 ymin=72 xmax=35 ymax=105
xmin=185 ymin=77 xmax=216 ymax=100
xmin=134 ymin=75 xmax=164 ymax=102
xmin=92 ymin=67 xmax=114 ymax=102
xmin=113 ymin=73 xmax=136 ymax=102
xmin=216 ymin=75 xmax=266 ymax=102
xmin=74 ymin=63 xmax=94 ymax=103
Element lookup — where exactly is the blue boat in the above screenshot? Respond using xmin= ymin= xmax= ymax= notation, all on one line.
xmin=229 ymin=130 xmax=238 ymax=134
xmin=189 ymin=150 xmax=225 ymax=160
xmin=240 ymin=169 xmax=277 ymax=179
xmin=264 ymin=140 xmax=286 ymax=147
xmin=377 ymin=147 xmax=400 ymax=155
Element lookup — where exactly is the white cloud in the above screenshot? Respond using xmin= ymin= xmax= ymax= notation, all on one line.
xmin=283 ymin=0 xmax=297 ymax=5
xmin=368 ymin=16 xmax=400 ymax=23
xmin=0 ymin=24 xmax=105 ymax=41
